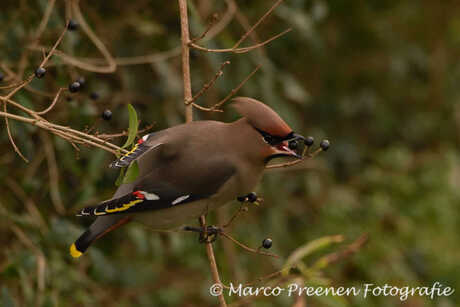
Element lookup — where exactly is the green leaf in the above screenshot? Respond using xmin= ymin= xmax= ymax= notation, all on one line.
xmin=115 ymin=168 xmax=125 ymax=187
xmin=121 ymin=104 xmax=138 ymax=149
xmin=122 ymin=161 xmax=139 ymax=184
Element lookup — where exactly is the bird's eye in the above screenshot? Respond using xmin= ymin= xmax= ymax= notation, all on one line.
xmin=263 ymin=135 xmax=273 ymax=144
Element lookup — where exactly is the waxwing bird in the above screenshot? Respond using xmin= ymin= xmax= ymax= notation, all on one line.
xmin=70 ymin=97 xmax=307 ymax=258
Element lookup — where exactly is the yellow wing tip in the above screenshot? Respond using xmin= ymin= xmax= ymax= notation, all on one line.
xmin=70 ymin=243 xmax=83 ymax=258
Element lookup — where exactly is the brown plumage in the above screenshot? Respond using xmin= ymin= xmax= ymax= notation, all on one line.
xmin=231 ymin=97 xmax=292 ymax=137
xmin=70 ymin=97 xmax=304 ymax=258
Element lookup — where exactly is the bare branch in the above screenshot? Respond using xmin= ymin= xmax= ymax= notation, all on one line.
xmin=67 ymin=0 xmax=116 ymax=73
xmin=35 ymin=88 xmax=66 ymax=115
xmin=179 ymin=0 xmax=226 ymax=305
xmin=211 ymin=65 xmax=261 ymax=110
xmin=189 ymin=28 xmax=291 ymax=54
xmin=2 ymin=102 xmax=29 ymax=162
xmin=222 ymin=205 xmax=248 ymax=228
xmin=203 ymin=0 xmax=237 ymax=42
xmin=221 ymin=231 xmax=280 ymax=259
xmin=97 ymin=124 xmax=155 ymax=140
xmin=190 ymin=13 xmax=220 ymax=44
xmin=189 ymin=65 xmax=260 ymax=113
xmin=2 ymin=23 xmax=67 ymax=100
xmin=0 ymin=109 xmax=126 ymax=155
xmin=179 ymin=0 xmax=193 ymax=123
xmin=185 ymin=61 xmax=230 ymax=105
xmin=233 ymin=0 xmax=285 ymax=49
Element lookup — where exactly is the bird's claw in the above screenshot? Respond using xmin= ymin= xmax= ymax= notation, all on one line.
xmin=199 ymin=225 xmax=221 ymax=243
xmin=237 ymin=192 xmax=263 ymax=205
xmin=183 ymin=225 xmax=222 ymax=243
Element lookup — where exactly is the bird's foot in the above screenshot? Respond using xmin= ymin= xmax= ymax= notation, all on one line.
xmin=237 ymin=192 xmax=263 ymax=206
xmin=183 ymin=225 xmax=222 ymax=243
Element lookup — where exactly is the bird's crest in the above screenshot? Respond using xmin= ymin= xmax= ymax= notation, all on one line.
xmin=231 ymin=97 xmax=292 ymax=137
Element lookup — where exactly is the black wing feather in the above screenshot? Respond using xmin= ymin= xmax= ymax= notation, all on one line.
xmin=109 ymin=133 xmax=160 ymax=168
xmin=76 ymin=190 xmax=203 ymax=217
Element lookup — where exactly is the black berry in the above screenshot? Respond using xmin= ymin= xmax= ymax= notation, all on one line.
xmin=247 ymin=192 xmax=258 ymax=203
xmin=102 ymin=109 xmax=112 ymax=120
xmin=288 ymin=140 xmax=298 ymax=150
xmin=320 ymin=139 xmax=330 ymax=151
xmin=68 ymin=82 xmax=81 ymax=93
xmin=68 ymin=20 xmax=79 ymax=31
xmin=76 ymin=77 xmax=85 ymax=89
xmin=262 ymin=238 xmax=272 ymax=249
xmin=35 ymin=67 xmax=46 ymax=78
xmin=304 ymin=136 xmax=314 ymax=147
xmin=0 ymin=72 xmax=4 ymax=82
xmin=90 ymin=92 xmax=99 ymax=100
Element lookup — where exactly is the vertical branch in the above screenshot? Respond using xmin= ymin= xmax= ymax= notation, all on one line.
xmin=178 ymin=0 xmax=193 ymax=123
xmin=178 ymin=1 xmax=227 ymax=306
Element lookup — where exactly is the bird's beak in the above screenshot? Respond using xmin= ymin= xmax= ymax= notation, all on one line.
xmin=272 ymin=140 xmax=302 ymax=159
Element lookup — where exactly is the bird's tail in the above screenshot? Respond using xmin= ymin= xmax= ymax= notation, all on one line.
xmin=70 ymin=216 xmax=131 ymax=258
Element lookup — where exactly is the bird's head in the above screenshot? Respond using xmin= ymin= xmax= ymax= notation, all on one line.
xmin=231 ymin=97 xmax=306 ymax=163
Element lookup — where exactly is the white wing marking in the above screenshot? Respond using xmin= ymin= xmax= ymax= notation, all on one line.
xmin=171 ymin=195 xmax=190 ymax=205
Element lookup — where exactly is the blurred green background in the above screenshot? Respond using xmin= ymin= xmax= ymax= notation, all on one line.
xmin=1 ymin=0 xmax=459 ymax=306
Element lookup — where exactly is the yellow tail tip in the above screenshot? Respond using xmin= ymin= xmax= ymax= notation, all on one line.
xmin=70 ymin=243 xmax=83 ymax=258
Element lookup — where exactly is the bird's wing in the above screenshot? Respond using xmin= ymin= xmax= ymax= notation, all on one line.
xmin=109 ymin=133 xmax=162 ymax=168
xmin=77 ymin=160 xmax=236 ymax=217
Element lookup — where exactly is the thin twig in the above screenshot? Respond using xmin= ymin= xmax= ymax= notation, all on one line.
xmin=36 ymin=88 xmax=66 ymax=115
xmin=2 ymin=102 xmax=29 ymax=162
xmin=203 ymin=0 xmax=237 ymax=42
xmin=16 ymin=0 xmax=56 ymax=80
xmin=232 ymin=0 xmax=285 ymax=49
xmin=0 ymin=109 xmax=125 ymax=155
xmin=97 ymin=123 xmax=155 ymax=140
xmin=185 ymin=61 xmax=230 ymax=105
xmin=29 ymin=45 xmax=182 ymax=67
xmin=32 ymin=0 xmax=56 ymax=44
xmin=68 ymin=0 xmax=116 ymax=73
xmin=217 ymin=208 xmax=245 ymax=281
xmin=222 ymin=205 xmax=248 ymax=228
xmin=211 ymin=65 xmax=261 ymax=110
xmin=190 ymin=13 xmax=220 ymax=43
xmin=189 ymin=28 xmax=291 ymax=54
xmin=220 ymin=231 xmax=279 ymax=259
xmin=189 ymin=65 xmax=261 ymax=113
xmin=28 ymin=0 xmax=235 ymax=68
xmin=234 ymin=5 xmax=267 ymax=57
xmin=24 ymin=0 xmax=116 ymax=73
xmin=2 ymin=22 xmax=67 ymax=101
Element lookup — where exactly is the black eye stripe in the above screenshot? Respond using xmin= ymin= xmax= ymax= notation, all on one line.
xmin=263 ymin=135 xmax=273 ymax=144
xmin=256 ymin=129 xmax=295 ymax=145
